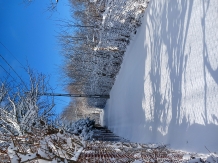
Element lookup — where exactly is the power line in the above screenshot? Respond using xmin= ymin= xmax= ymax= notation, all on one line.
xmin=0 ymin=53 xmax=28 ymax=89
xmin=0 ymin=65 xmax=17 ymax=82
xmin=0 ymin=41 xmax=25 ymax=68
xmin=39 ymin=93 xmax=110 ymax=98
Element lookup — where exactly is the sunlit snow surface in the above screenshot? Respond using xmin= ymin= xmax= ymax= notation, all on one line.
xmin=103 ymin=0 xmax=218 ymax=153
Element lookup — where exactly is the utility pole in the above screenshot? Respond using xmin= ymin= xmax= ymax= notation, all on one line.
xmin=39 ymin=93 xmax=110 ymax=99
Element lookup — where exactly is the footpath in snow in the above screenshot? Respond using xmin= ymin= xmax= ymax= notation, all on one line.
xmin=103 ymin=0 xmax=218 ymax=154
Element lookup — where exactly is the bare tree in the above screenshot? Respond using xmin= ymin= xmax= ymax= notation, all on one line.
xmin=59 ymin=0 xmax=147 ymax=109
xmin=22 ymin=0 xmax=58 ymax=12
xmin=0 ymin=68 xmax=55 ymax=136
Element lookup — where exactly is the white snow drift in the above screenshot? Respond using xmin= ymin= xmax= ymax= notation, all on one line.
xmin=103 ymin=0 xmax=218 ymax=154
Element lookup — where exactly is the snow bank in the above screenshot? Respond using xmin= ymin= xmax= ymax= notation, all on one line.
xmin=104 ymin=0 xmax=218 ymax=153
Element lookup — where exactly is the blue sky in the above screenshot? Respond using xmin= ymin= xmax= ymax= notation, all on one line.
xmin=0 ymin=0 xmax=72 ymax=114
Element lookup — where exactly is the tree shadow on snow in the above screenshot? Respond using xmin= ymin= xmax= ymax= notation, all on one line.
xmin=143 ymin=0 xmax=218 ymax=152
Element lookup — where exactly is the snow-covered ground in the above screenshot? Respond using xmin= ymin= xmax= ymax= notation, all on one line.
xmin=103 ymin=0 xmax=218 ymax=154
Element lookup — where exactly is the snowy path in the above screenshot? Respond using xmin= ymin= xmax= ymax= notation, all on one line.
xmin=103 ymin=0 xmax=218 ymax=153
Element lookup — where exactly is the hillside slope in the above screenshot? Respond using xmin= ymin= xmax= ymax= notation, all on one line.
xmin=103 ymin=0 xmax=218 ymax=153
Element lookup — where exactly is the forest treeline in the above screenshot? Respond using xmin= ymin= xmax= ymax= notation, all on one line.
xmin=60 ymin=0 xmax=149 ymax=121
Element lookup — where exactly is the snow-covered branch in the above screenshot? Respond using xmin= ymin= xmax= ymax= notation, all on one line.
xmin=0 ymin=68 xmax=55 ymax=137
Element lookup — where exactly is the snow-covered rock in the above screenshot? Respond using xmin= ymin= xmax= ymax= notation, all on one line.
xmin=67 ymin=118 xmax=95 ymax=140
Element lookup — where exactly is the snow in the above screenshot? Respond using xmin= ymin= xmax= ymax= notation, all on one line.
xmin=183 ymin=154 xmax=191 ymax=160
xmin=66 ymin=118 xmax=95 ymax=140
xmin=6 ymin=131 xmax=85 ymax=163
xmin=90 ymin=0 xmax=97 ymax=2
xmin=103 ymin=0 xmax=218 ymax=154
xmin=70 ymin=147 xmax=83 ymax=161
xmin=4 ymin=128 xmax=218 ymax=162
